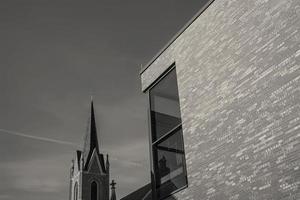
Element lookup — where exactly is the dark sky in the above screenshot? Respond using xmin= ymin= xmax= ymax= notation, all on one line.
xmin=0 ymin=1 xmax=206 ymax=199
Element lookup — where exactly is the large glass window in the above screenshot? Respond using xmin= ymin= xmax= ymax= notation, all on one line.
xmin=149 ymin=66 xmax=187 ymax=199
xmin=150 ymin=68 xmax=181 ymax=141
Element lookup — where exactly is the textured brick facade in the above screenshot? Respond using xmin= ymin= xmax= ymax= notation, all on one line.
xmin=141 ymin=0 xmax=300 ymax=199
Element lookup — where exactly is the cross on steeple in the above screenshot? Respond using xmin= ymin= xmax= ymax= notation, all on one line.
xmin=110 ymin=180 xmax=116 ymax=189
xmin=110 ymin=180 xmax=117 ymax=200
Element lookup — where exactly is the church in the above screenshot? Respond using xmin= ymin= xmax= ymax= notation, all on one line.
xmin=69 ymin=101 xmax=117 ymax=200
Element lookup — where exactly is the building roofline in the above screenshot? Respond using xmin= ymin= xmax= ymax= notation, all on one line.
xmin=139 ymin=0 xmax=215 ymax=75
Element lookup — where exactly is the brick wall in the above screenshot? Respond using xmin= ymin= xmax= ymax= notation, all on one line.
xmin=141 ymin=0 xmax=300 ymax=199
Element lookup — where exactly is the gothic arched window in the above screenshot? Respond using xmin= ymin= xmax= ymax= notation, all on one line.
xmin=74 ymin=182 xmax=78 ymax=200
xmin=91 ymin=181 xmax=98 ymax=200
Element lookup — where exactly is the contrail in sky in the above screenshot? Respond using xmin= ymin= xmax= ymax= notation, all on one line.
xmin=0 ymin=128 xmax=78 ymax=147
xmin=0 ymin=128 xmax=145 ymax=167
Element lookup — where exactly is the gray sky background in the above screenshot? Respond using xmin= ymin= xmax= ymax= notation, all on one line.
xmin=0 ymin=1 xmax=207 ymax=199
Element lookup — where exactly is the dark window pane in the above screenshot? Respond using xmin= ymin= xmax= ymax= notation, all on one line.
xmin=150 ymin=69 xmax=181 ymax=141
xmin=91 ymin=181 xmax=97 ymax=200
xmin=153 ymin=128 xmax=187 ymax=199
xmin=149 ymin=66 xmax=187 ymax=199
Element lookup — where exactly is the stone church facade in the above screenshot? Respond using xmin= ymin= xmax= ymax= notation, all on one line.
xmin=140 ymin=0 xmax=300 ymax=199
xmin=69 ymin=101 xmax=115 ymax=200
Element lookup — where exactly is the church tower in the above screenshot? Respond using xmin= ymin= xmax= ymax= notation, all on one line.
xmin=69 ymin=100 xmax=110 ymax=200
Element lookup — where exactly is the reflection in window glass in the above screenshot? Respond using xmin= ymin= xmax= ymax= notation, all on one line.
xmin=154 ymin=128 xmax=187 ymax=199
xmin=149 ymin=67 xmax=187 ymax=199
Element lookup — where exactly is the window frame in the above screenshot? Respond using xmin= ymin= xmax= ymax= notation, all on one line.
xmin=147 ymin=64 xmax=188 ymax=200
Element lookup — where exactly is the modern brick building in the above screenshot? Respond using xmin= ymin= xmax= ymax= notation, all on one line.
xmin=140 ymin=0 xmax=300 ymax=199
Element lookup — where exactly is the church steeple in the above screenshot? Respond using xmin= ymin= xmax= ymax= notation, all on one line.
xmin=82 ymin=99 xmax=103 ymax=170
xmin=70 ymin=100 xmax=111 ymax=200
xmin=89 ymin=100 xmax=99 ymax=152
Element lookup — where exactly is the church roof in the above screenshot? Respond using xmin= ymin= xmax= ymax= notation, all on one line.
xmin=120 ymin=183 xmax=152 ymax=200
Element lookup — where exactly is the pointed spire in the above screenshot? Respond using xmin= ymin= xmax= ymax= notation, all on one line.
xmin=80 ymin=155 xmax=84 ymax=171
xmin=70 ymin=159 xmax=74 ymax=177
xmin=89 ymin=100 xmax=99 ymax=152
xmin=82 ymin=99 xmax=101 ymax=169
xmin=110 ymin=180 xmax=117 ymax=200
xmin=71 ymin=159 xmax=74 ymax=169
xmin=106 ymin=154 xmax=110 ymax=171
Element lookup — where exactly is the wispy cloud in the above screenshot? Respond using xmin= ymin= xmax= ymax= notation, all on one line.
xmin=0 ymin=128 xmax=79 ymax=147
xmin=0 ymin=128 xmax=145 ymax=168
